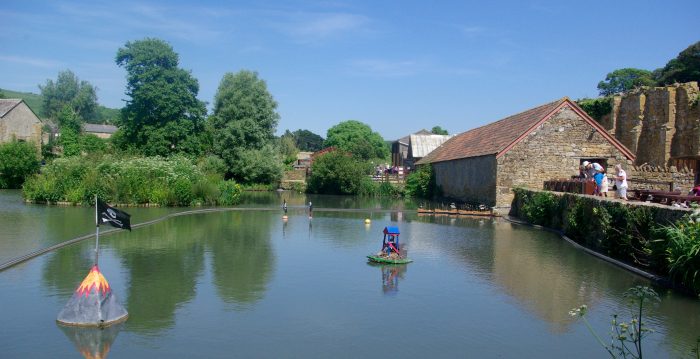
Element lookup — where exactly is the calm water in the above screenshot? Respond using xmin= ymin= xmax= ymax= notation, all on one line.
xmin=0 ymin=190 xmax=698 ymax=358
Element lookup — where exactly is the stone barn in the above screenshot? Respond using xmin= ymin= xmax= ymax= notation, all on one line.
xmin=0 ymin=99 xmax=43 ymax=150
xmin=416 ymin=97 xmax=636 ymax=208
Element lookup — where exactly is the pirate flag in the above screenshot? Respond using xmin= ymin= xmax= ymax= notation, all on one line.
xmin=97 ymin=199 xmax=131 ymax=231
xmin=57 ymin=265 xmax=128 ymax=327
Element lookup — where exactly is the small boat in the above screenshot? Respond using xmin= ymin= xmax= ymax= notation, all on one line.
xmin=367 ymin=226 xmax=412 ymax=264
xmin=367 ymin=255 xmax=413 ymax=264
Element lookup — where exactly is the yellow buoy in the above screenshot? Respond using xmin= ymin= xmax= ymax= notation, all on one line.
xmin=364 ymin=218 xmax=371 ymax=224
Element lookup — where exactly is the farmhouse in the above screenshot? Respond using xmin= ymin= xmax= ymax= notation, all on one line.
xmin=416 ymin=97 xmax=635 ymax=207
xmin=83 ymin=123 xmax=118 ymax=139
xmin=0 ymin=99 xmax=42 ymax=150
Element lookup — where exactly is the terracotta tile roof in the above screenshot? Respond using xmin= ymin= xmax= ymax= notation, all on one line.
xmin=417 ymin=97 xmax=636 ymax=165
xmin=418 ymin=98 xmax=567 ymax=164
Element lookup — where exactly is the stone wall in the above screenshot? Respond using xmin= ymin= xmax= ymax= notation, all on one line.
xmin=432 ymin=155 xmax=497 ymax=206
xmin=628 ymin=165 xmax=695 ymax=192
xmin=496 ymin=106 xmax=632 ymax=207
xmin=611 ymin=82 xmax=700 ymax=166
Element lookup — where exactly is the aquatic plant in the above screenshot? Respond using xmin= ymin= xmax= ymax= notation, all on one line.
xmin=570 ymin=286 xmax=660 ymax=359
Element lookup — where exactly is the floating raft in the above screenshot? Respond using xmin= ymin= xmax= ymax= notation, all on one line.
xmin=367 ymin=255 xmax=413 ymax=264
xmin=417 ymin=208 xmax=496 ymax=217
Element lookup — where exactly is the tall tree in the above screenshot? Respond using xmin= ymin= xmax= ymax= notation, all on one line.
xmin=39 ymin=70 xmax=98 ymax=122
xmin=325 ymin=120 xmax=388 ymax=160
xmin=597 ymin=68 xmax=655 ymax=96
xmin=655 ymin=41 xmax=700 ymax=85
xmin=431 ymin=126 xmax=448 ymax=135
xmin=209 ymin=70 xmax=281 ymax=182
xmin=115 ymin=38 xmax=206 ymax=156
xmin=292 ymin=129 xmax=324 ymax=151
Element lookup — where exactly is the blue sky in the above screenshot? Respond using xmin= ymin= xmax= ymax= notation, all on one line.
xmin=2 ymin=1 xmax=698 ymax=140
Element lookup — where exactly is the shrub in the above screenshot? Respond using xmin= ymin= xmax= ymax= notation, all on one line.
xmin=405 ymin=165 xmax=436 ymax=199
xmin=306 ymin=151 xmax=371 ymax=195
xmin=520 ymin=191 xmax=557 ymax=226
xmin=0 ymin=141 xmax=40 ymax=189
xmin=22 ymin=155 xmax=242 ymax=207
xmin=218 ymin=180 xmax=242 ymax=205
xmin=658 ymin=210 xmax=700 ymax=294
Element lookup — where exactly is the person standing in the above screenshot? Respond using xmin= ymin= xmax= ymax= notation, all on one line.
xmin=614 ymin=164 xmax=628 ymax=200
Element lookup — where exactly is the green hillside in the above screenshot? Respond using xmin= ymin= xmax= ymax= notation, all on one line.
xmin=0 ymin=89 xmax=46 ymax=118
xmin=0 ymin=88 xmax=119 ymax=124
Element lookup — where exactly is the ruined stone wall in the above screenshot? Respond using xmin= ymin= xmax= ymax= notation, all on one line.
xmin=628 ymin=165 xmax=695 ymax=192
xmin=612 ymin=82 xmax=700 ymax=166
xmin=496 ymin=106 xmax=632 ymax=207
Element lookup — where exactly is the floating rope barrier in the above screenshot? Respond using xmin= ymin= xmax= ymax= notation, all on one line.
xmin=0 ymin=207 xmax=416 ymax=272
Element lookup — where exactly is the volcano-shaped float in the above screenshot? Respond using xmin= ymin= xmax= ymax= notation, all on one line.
xmin=57 ymin=265 xmax=128 ymax=327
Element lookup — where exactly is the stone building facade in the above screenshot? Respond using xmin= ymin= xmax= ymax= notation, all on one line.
xmin=0 ymin=99 xmax=42 ymax=151
xmin=417 ymin=98 xmax=635 ymax=207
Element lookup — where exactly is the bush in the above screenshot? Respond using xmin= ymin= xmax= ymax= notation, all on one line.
xmin=0 ymin=141 xmax=40 ymax=188
xmin=218 ymin=180 xmax=242 ymax=205
xmin=22 ymin=155 xmax=242 ymax=206
xmin=658 ymin=210 xmax=700 ymax=294
xmin=307 ymin=151 xmax=371 ymax=195
xmin=405 ymin=165 xmax=436 ymax=199
xmin=520 ymin=190 xmax=557 ymax=226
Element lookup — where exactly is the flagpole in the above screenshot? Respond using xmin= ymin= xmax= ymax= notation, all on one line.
xmin=94 ymin=194 xmax=99 ymax=266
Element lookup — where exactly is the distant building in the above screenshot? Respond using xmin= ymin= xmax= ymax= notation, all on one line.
xmin=417 ymin=97 xmax=635 ymax=207
xmin=83 ymin=123 xmax=118 ymax=139
xmin=405 ymin=133 xmax=453 ymax=170
xmin=294 ymin=151 xmax=313 ymax=169
xmin=391 ymin=129 xmax=432 ymax=167
xmin=0 ymin=99 xmax=42 ymax=151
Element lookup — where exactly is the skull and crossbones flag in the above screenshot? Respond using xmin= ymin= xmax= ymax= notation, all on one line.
xmin=97 ymin=199 xmax=131 ymax=231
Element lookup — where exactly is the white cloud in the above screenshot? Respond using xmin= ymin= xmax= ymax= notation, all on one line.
xmin=0 ymin=55 xmax=63 ymax=68
xmin=349 ymin=59 xmax=421 ymax=77
xmin=277 ymin=12 xmax=370 ymax=43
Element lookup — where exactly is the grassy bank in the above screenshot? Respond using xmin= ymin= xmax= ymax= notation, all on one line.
xmin=22 ymin=155 xmax=242 ymax=206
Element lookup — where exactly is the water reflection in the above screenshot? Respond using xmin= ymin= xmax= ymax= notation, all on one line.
xmin=59 ymin=323 xmax=123 ymax=359
xmin=43 ymin=247 xmax=94 ymax=297
xmin=206 ymin=211 xmax=274 ymax=310
xmin=113 ymin=215 xmax=206 ymax=333
xmin=368 ymin=262 xmax=407 ymax=295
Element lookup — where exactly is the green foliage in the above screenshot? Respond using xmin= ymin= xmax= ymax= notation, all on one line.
xmin=325 ymin=120 xmax=389 ymax=160
xmin=209 ymin=70 xmax=281 ymax=180
xmin=0 ymin=141 xmax=40 ymax=188
xmin=520 ymin=191 xmax=557 ymax=226
xmin=405 ymin=165 xmax=436 ymax=199
xmin=570 ymin=286 xmax=660 ymax=359
xmin=431 ymin=126 xmax=448 ymax=135
xmin=39 ymin=69 xmax=98 ymax=122
xmin=115 ymin=38 xmax=207 ymax=156
xmin=658 ymin=209 xmax=700 ymax=294
xmin=278 ymin=131 xmax=299 ymax=166
xmin=197 ymin=155 xmax=227 ymax=180
xmin=598 ymin=68 xmax=656 ymax=96
xmin=229 ymin=145 xmax=284 ymax=185
xmin=22 ymin=156 xmax=240 ymax=207
xmin=291 ymin=129 xmax=324 ymax=151
xmin=0 ymin=87 xmax=117 ymax=124
xmin=80 ymin=134 xmax=107 ymax=154
xmin=57 ymin=104 xmax=82 ymax=134
xmin=577 ymin=97 xmax=613 ymax=122
xmin=515 ymin=189 xmax=700 ymax=294
xmin=307 ymin=151 xmax=371 ymax=195
xmin=218 ymin=180 xmax=242 ymax=205
xmin=655 ymin=41 xmax=700 ymax=85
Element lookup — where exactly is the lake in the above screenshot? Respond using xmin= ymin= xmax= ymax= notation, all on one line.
xmin=0 ymin=190 xmax=698 ymax=358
